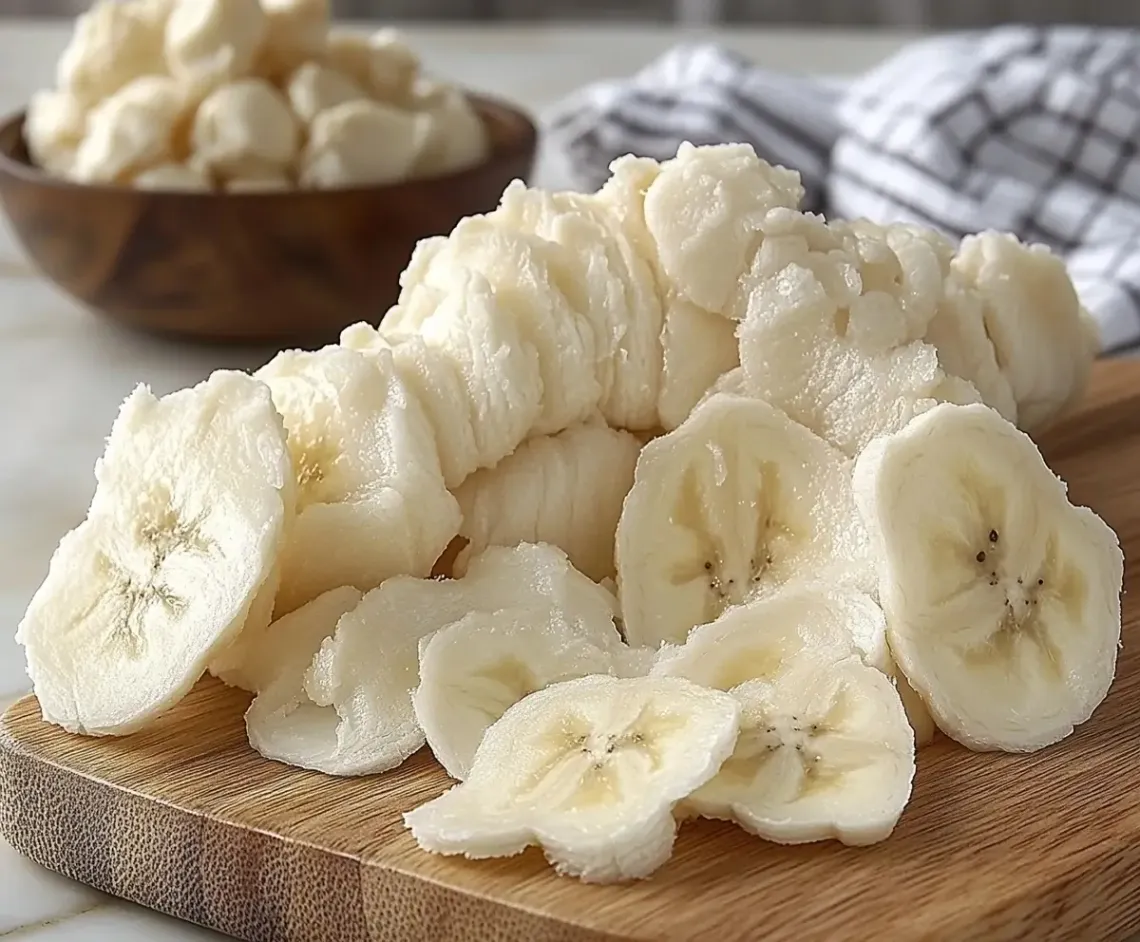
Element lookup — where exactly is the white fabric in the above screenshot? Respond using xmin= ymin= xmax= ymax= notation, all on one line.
xmin=545 ymin=26 xmax=1140 ymax=352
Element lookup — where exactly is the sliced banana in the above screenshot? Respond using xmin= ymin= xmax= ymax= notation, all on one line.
xmin=951 ymin=231 xmax=1095 ymax=431
xmin=388 ymin=217 xmax=602 ymax=437
xmin=215 ymin=586 xmax=362 ymax=694
xmin=642 ymin=142 xmax=804 ymax=318
xmin=283 ymin=62 xmax=367 ymax=127
xmin=56 ymin=0 xmax=166 ymax=106
xmin=452 ymin=419 xmax=641 ymax=582
xmin=652 ymin=585 xmax=889 ymax=688
xmin=414 ymin=607 xmax=621 ymax=780
xmin=853 ymin=402 xmax=1123 ymax=752
xmin=165 ymin=0 xmax=267 ymax=93
xmin=404 ymin=674 xmax=741 ymax=883
xmin=657 ymin=300 xmax=740 ymax=431
xmin=257 ymin=0 xmax=330 ymax=80
xmin=342 ymin=269 xmax=544 ymax=489
xmin=249 ymin=543 xmax=621 ymax=775
xmin=616 ymin=391 xmax=874 ymax=648
xmin=686 ymin=656 xmax=915 ymax=846
xmin=255 ymin=345 xmax=460 ymax=615
xmin=414 ymin=88 xmax=490 ymax=178
xmin=736 ymin=209 xmax=981 ymax=457
xmin=16 ymin=371 xmax=294 ymax=736
xmin=493 ymin=181 xmax=664 ymax=431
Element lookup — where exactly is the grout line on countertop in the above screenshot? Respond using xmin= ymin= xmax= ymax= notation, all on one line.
xmin=0 ymin=902 xmax=107 ymax=938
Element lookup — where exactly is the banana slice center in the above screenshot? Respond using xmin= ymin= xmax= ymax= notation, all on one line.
xmin=516 ymin=704 xmax=687 ymax=813
xmin=720 ymin=689 xmax=881 ymax=800
xmin=291 ymin=432 xmax=342 ymax=507
xmin=95 ymin=499 xmax=211 ymax=657
xmin=670 ymin=461 xmax=794 ymax=622
xmin=953 ymin=527 xmax=1078 ymax=676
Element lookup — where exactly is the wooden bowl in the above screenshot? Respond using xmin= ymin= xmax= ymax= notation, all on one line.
xmin=0 ymin=95 xmax=537 ymax=345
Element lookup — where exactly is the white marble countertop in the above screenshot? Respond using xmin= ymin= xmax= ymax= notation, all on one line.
xmin=0 ymin=18 xmax=915 ymax=939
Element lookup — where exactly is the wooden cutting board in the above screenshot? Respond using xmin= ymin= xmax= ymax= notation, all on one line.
xmin=2 ymin=361 xmax=1140 ymax=942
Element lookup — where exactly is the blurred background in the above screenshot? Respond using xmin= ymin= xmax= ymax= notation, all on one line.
xmin=1 ymin=0 xmax=1138 ymax=26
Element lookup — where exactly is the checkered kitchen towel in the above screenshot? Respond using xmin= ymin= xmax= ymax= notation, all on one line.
xmin=545 ymin=26 xmax=1140 ymax=353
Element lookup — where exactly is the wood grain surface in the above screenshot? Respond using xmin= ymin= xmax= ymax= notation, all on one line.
xmin=1 ymin=360 xmax=1140 ymax=942
xmin=0 ymin=96 xmax=537 ymax=346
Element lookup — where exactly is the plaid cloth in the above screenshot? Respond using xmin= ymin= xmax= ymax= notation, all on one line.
xmin=545 ymin=26 xmax=1140 ymax=353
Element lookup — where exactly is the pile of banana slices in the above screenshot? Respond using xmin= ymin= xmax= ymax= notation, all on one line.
xmin=17 ymin=141 xmax=1123 ymax=885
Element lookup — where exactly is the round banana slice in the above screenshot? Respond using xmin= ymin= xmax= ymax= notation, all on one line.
xmin=853 ymin=402 xmax=1124 ymax=752
xmin=72 ymin=76 xmax=189 ymax=184
xmin=492 ymin=181 xmax=664 ymax=431
xmin=951 ymin=231 xmax=1095 ymax=431
xmin=414 ymin=608 xmax=620 ymax=780
xmin=16 ymin=371 xmax=294 ymax=736
xmin=283 ymin=62 xmax=367 ymax=126
xmin=165 ymin=0 xmax=267 ymax=93
xmin=257 ymin=0 xmax=329 ymax=80
xmin=298 ymin=100 xmax=426 ymax=188
xmin=652 ymin=585 xmax=888 ymax=689
xmin=389 ymin=216 xmax=602 ymax=438
xmin=24 ymin=90 xmax=87 ymax=177
xmin=616 ymin=391 xmax=875 ymax=648
xmin=452 ymin=420 xmax=641 ymax=582
xmin=56 ymin=0 xmax=166 ymax=106
xmin=248 ymin=542 xmax=621 ymax=776
xmin=736 ymin=209 xmax=981 ymax=457
xmin=324 ymin=28 xmax=419 ymax=104
xmin=191 ymin=79 xmax=300 ymax=177
xmin=255 ymin=345 xmax=461 ymax=615
xmin=226 ymin=585 xmax=362 ymax=694
xmin=642 ymin=142 xmax=804 ymax=318
xmin=404 ymin=674 xmax=741 ymax=883
xmin=686 ymin=656 xmax=915 ymax=846
xmin=657 ymin=300 xmax=740 ymax=432
xmin=414 ymin=88 xmax=490 ymax=178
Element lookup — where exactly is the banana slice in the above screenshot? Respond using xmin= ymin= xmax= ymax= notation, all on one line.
xmin=652 ymin=585 xmax=888 ymax=687
xmin=165 ymin=0 xmax=267 ymax=93
xmin=686 ymin=656 xmax=915 ymax=846
xmin=56 ymin=0 xmax=166 ymax=106
xmin=342 ymin=269 xmax=544 ymax=489
xmin=257 ymin=0 xmax=329 ymax=80
xmin=16 ymin=371 xmax=294 ymax=736
xmin=642 ymin=142 xmax=804 ymax=318
xmin=414 ymin=88 xmax=490 ymax=178
xmin=657 ymin=300 xmax=740 ymax=431
xmin=215 ymin=586 xmax=362 ymax=694
xmin=616 ymin=391 xmax=874 ymax=648
xmin=388 ymin=217 xmax=602 ymax=437
xmin=951 ymin=231 xmax=1095 ymax=431
xmin=853 ymin=402 xmax=1124 ymax=752
xmin=736 ymin=209 xmax=980 ymax=457
xmin=492 ymin=181 xmax=664 ymax=431
xmin=255 ymin=345 xmax=460 ymax=615
xmin=452 ymin=420 xmax=641 ymax=582
xmin=414 ymin=607 xmax=622 ymax=780
xmin=249 ymin=543 xmax=621 ymax=775
xmin=404 ymin=674 xmax=741 ymax=883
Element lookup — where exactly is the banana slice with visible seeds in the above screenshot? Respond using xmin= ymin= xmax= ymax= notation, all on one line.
xmin=492 ymin=181 xmax=664 ymax=431
xmin=616 ymin=392 xmax=874 ymax=648
xmin=404 ymin=674 xmax=740 ymax=883
xmin=853 ymin=402 xmax=1123 ymax=752
xmin=414 ymin=608 xmax=621 ymax=780
xmin=342 ymin=270 xmax=543 ymax=489
xmin=216 ymin=586 xmax=362 ymax=694
xmin=452 ymin=420 xmax=641 ymax=582
xmin=255 ymin=344 xmax=460 ymax=615
xmin=16 ymin=371 xmax=293 ymax=735
xmin=651 ymin=585 xmax=888 ymax=688
xmin=951 ymin=231 xmax=1095 ymax=431
xmin=387 ymin=217 xmax=601 ymax=437
xmin=249 ymin=543 xmax=621 ymax=775
xmin=686 ymin=656 xmax=915 ymax=846
xmin=736 ymin=209 xmax=981 ymax=457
